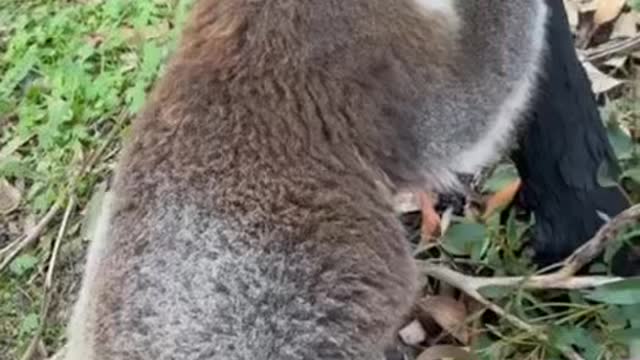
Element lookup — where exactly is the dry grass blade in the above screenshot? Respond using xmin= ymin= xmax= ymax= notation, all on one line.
xmin=0 ymin=201 xmax=63 ymax=273
xmin=20 ymin=197 xmax=75 ymax=360
xmin=582 ymin=34 xmax=640 ymax=62
xmin=0 ymin=178 xmax=21 ymax=214
xmin=418 ymin=296 xmax=470 ymax=344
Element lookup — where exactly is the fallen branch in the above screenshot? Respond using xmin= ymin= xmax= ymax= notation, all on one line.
xmin=580 ymin=34 xmax=640 ymax=62
xmin=421 ymin=264 xmax=622 ymax=291
xmin=421 ymin=202 xmax=640 ymax=292
xmin=558 ymin=203 xmax=640 ymax=277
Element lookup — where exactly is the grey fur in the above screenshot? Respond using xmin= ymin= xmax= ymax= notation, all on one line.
xmin=415 ymin=0 xmax=549 ymax=188
xmin=64 ymin=1 xmax=547 ymax=359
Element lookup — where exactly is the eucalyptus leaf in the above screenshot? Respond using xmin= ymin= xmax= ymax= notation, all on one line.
xmin=482 ymin=163 xmax=520 ymax=193
xmin=9 ymin=254 xmax=39 ymax=277
xmin=583 ymin=278 xmax=640 ymax=305
xmin=442 ymin=222 xmax=487 ymax=258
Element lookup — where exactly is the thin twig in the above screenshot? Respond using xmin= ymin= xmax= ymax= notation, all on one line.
xmin=0 ymin=201 xmax=63 ymax=272
xmin=47 ymin=197 xmax=75 ymax=287
xmin=20 ymin=197 xmax=75 ymax=360
xmin=421 ymin=264 xmax=622 ymax=291
xmin=421 ymin=264 xmax=536 ymax=331
xmin=560 ymin=203 xmax=640 ymax=277
xmin=579 ymin=35 xmax=640 ymax=62
xmin=0 ymin=234 xmax=23 ymax=258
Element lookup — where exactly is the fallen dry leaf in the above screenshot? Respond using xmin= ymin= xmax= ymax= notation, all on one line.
xmin=570 ymin=0 xmax=599 ymax=13
xmin=583 ymin=61 xmax=625 ymax=94
xmin=120 ymin=26 xmax=139 ymax=43
xmin=611 ymin=12 xmax=639 ymax=39
xmin=85 ymin=33 xmax=105 ymax=48
xmin=593 ymin=0 xmax=626 ymax=26
xmin=604 ymin=55 xmax=628 ymax=69
xmin=418 ymin=296 xmax=470 ymax=344
xmin=419 ymin=191 xmax=442 ymax=243
xmin=0 ymin=178 xmax=21 ymax=215
xmin=141 ymin=21 xmax=171 ymax=40
xmin=563 ymin=0 xmax=580 ymax=30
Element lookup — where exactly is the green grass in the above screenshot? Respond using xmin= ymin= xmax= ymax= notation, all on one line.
xmin=1 ymin=0 xmax=193 ymax=211
xmin=0 ymin=0 xmax=192 ymax=356
xmin=1 ymin=1 xmax=640 ymax=359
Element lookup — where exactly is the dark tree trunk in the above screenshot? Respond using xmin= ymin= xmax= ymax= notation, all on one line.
xmin=512 ymin=0 xmax=634 ymax=274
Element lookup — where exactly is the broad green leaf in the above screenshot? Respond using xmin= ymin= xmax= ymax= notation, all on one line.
xmin=620 ymin=304 xmax=640 ymax=327
xmin=19 ymin=313 xmax=39 ymax=337
xmin=548 ymin=326 xmax=600 ymax=360
xmin=597 ymin=160 xmax=620 ymax=188
xmin=482 ymin=163 xmax=519 ymax=193
xmin=442 ymin=222 xmax=487 ymax=258
xmin=606 ymin=121 xmax=633 ymax=160
xmin=9 ymin=254 xmax=39 ymax=277
xmin=622 ymin=167 xmax=640 ymax=184
xmin=583 ymin=278 xmax=640 ymax=305
xmin=0 ymin=47 xmax=38 ymax=98
xmin=610 ymin=328 xmax=640 ymax=342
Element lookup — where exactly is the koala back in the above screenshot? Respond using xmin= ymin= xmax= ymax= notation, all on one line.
xmin=63 ymin=0 xmax=547 ymax=359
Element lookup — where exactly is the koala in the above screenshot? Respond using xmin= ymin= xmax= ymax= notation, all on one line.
xmin=64 ymin=1 xmax=547 ymax=359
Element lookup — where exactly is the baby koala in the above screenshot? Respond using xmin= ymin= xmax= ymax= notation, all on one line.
xmin=64 ymin=1 xmax=547 ymax=359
